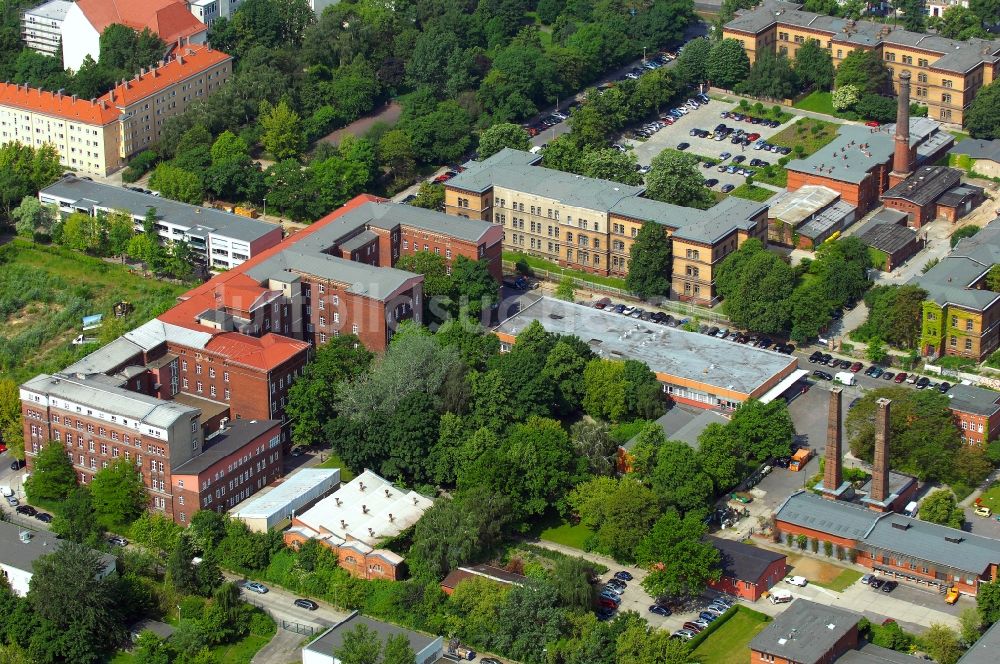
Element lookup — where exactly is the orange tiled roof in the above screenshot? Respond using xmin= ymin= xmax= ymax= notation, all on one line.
xmin=157 ymin=194 xmax=383 ymax=372
xmin=0 ymin=84 xmax=119 ymax=124
xmin=102 ymin=45 xmax=231 ymax=108
xmin=76 ymin=0 xmax=207 ymax=44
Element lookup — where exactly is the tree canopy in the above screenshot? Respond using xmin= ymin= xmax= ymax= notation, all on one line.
xmin=625 ymin=222 xmax=672 ymax=299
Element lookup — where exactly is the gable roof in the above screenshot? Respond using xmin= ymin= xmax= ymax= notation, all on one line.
xmin=103 ymin=45 xmax=230 ymax=108
xmin=910 ymin=217 xmax=1000 ymax=310
xmin=881 ymin=166 xmax=963 ymax=207
xmin=945 ymin=383 xmax=1000 ymax=417
xmin=75 ymin=0 xmax=206 ymax=44
xmin=949 ymin=139 xmax=1000 ymax=163
xmin=750 ymin=599 xmax=858 ymax=664
xmin=0 ymin=84 xmax=119 ymax=124
xmin=708 ymin=536 xmax=786 ymax=583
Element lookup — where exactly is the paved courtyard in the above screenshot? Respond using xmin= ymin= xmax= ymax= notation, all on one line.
xmin=623 ymin=98 xmax=797 ymax=193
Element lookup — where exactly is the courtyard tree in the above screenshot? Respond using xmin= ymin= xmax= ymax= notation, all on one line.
xmin=636 ymin=509 xmax=721 ymax=600
xmin=477 ymin=122 xmax=531 ymax=158
xmin=835 ymin=49 xmax=889 ymax=95
xmin=645 ymin=151 xmax=714 ymax=210
xmin=920 ymin=489 xmax=965 ymax=528
xmin=24 ymin=440 xmax=77 ymax=502
xmin=794 ymin=39 xmax=835 ymax=91
xmin=625 ymin=221 xmax=671 ymax=299
xmin=89 ymin=458 xmax=149 ymax=525
xmin=706 ymin=38 xmax=750 ymax=90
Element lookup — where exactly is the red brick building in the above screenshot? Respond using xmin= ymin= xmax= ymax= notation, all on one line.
xmin=170 ymin=419 xmax=282 ymax=524
xmin=881 ymin=165 xmax=964 ymax=228
xmin=944 ymin=383 xmax=1000 ymax=446
xmin=750 ymin=600 xmax=859 ymax=664
xmin=439 ymin=564 xmax=529 ymax=595
xmin=775 ymin=490 xmax=1000 ymax=597
xmin=707 ymin=536 xmax=787 ymax=602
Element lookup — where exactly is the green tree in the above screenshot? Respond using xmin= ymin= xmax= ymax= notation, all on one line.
xmin=578 ymin=148 xmax=642 ymax=185
xmin=106 ymin=209 xmax=136 ymax=257
xmin=896 ymin=0 xmax=928 ymax=32
xmin=636 ymin=509 xmax=721 ymax=600
xmin=89 ymin=458 xmax=148 ymax=525
xmin=410 ymin=182 xmax=445 ymax=210
xmin=167 ymin=535 xmax=199 ymax=594
xmin=51 ymin=486 xmax=103 ymax=546
xmin=938 ymin=5 xmax=988 ymax=39
xmin=832 ymin=84 xmax=861 ymax=111
xmin=12 ymin=196 xmax=55 ymax=240
xmin=836 ymin=49 xmax=889 ymax=95
xmin=675 ymin=37 xmax=712 ymax=86
xmin=866 ymin=337 xmax=888 ymax=364
xmin=378 ymin=129 xmax=416 ymax=185
xmin=740 ymin=49 xmax=799 ymax=100
xmin=259 ymin=100 xmax=305 ymax=160
xmin=919 ymin=489 xmax=964 ymax=528
xmin=60 ymin=212 xmax=102 ymax=253
xmin=730 ymin=399 xmax=795 ymax=462
xmin=24 ymin=440 xmax=77 ymax=501
xmin=400 ymin=98 xmax=473 ymax=163
xmin=951 ymin=224 xmax=981 ymax=247
xmin=716 ymin=238 xmax=795 ymax=333
xmin=707 ymin=38 xmax=751 ymax=90
xmin=569 ymin=476 xmax=661 ymax=562
xmin=451 ymin=255 xmax=500 ymax=312
xmin=569 ymin=419 xmax=617 ymax=475
xmin=977 ymin=578 xmax=1000 ymax=626
xmin=970 ymin=0 xmax=1000 ymax=26
xmin=555 ymin=275 xmax=575 ymax=302
xmin=919 ymin=624 xmax=963 ymax=664
xmin=210 ymin=130 xmax=250 ymax=164
xmin=478 ymin=122 xmax=531 ymax=158
xmin=650 ymin=439 xmax=714 ymax=514
xmin=794 ymin=39 xmax=835 ymax=91
xmin=149 ymin=164 xmax=204 ymax=205
xmin=0 ymin=142 xmax=62 ymax=219
xmin=625 ymin=221 xmax=671 ymax=299
xmin=333 ymin=623 xmax=382 ymax=664
xmin=644 ymin=150 xmax=714 ymax=210
xmin=0 ymin=379 xmax=24 ymax=460
xmin=29 ymin=542 xmax=125 ymax=662
xmin=99 ymin=24 xmax=165 ymax=75
xmin=986 ymin=265 xmax=1000 ymax=292
xmin=960 ymin=607 xmax=983 ymax=647
xmin=132 ymin=631 xmax=171 ymax=664
xmin=382 ymin=634 xmax=417 ymax=664
xmin=697 ymin=423 xmax=741 ymax=492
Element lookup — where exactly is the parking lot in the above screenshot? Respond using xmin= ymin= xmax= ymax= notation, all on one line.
xmin=624 ymin=98 xmax=797 ymax=192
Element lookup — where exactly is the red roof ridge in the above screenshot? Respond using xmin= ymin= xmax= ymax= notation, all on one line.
xmin=101 ymin=44 xmax=231 ymax=109
xmin=0 ymin=83 xmax=120 ymax=124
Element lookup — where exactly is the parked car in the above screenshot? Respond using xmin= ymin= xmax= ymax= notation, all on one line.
xmin=916 ymin=376 xmax=930 ymax=389
xmin=15 ymin=505 xmax=36 ymax=516
xmin=10 ymin=459 xmax=25 ymax=471
xmin=597 ymin=597 xmax=619 ymax=609
xmin=976 ymin=506 xmax=993 ymax=518
xmin=34 ymin=512 xmax=52 ymax=523
xmin=861 ymin=574 xmax=874 ymax=585
xmin=672 ymin=630 xmax=696 ymax=641
xmin=698 ymin=611 xmax=719 ymax=622
xmin=595 ymin=608 xmax=616 ymax=621
xmin=682 ymin=621 xmax=704 ymax=633
xmin=894 ymin=372 xmax=908 ymax=384
xmin=245 ymin=582 xmax=269 ymax=594
xmin=721 ymin=184 xmax=735 ymax=193
xmin=294 ymin=598 xmax=319 ymax=610
xmin=786 ymin=576 xmax=808 ymax=587
xmin=602 ymin=585 xmax=623 ymax=598
xmin=649 ymin=605 xmax=671 ymax=617
xmin=939 ymin=381 xmax=951 ymax=393
xmin=869 ymin=578 xmax=885 ymax=590
xmin=108 ymin=535 xmax=128 ymax=547
xmin=881 ymin=581 xmax=898 ymax=593
xmin=676 ymin=142 xmax=690 ymax=151
xmin=850 ymin=362 xmax=863 ymax=372
xmin=704 ymin=178 xmax=719 ymax=187
xmin=813 ymin=370 xmax=833 ymax=381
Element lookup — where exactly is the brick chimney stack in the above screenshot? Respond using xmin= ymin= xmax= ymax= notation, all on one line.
xmin=871 ymin=398 xmax=891 ymax=504
xmin=823 ymin=387 xmax=844 ymax=497
xmin=890 ymin=71 xmax=913 ymax=187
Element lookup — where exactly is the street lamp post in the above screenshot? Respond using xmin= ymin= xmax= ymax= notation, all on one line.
xmin=177 ymin=604 xmax=182 ymax=621
xmin=263 ymin=198 xmax=267 ymax=217
xmin=643 ymin=46 xmax=647 ymax=63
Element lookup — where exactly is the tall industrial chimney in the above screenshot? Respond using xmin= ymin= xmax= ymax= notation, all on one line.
xmin=820 ymin=387 xmax=847 ymax=499
xmin=870 ymin=398 xmax=891 ymax=504
xmin=890 ymin=71 xmax=913 ymax=187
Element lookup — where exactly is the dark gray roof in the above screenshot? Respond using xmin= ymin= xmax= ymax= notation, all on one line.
xmin=857 ymin=470 xmax=916 ymax=508
xmin=950 ymin=139 xmax=1000 ymax=163
xmin=945 ymin=383 xmax=1000 ymax=417
xmin=910 ymin=217 xmax=1000 ymax=310
xmin=130 ymin=619 xmax=175 ymax=641
xmin=624 ymin=407 xmax=696 ymax=451
xmin=777 ymin=491 xmax=1000 ymax=575
xmin=858 ymin=221 xmax=918 ymax=255
xmin=786 ymin=125 xmax=896 ymax=185
xmin=798 ymin=200 xmax=856 ymax=240
xmin=708 ymin=536 xmax=786 ymax=583
xmin=0 ymin=521 xmax=115 ymax=575
xmin=749 ymin=599 xmax=859 ymax=664
xmin=959 ymin=618 xmax=1000 ymax=664
xmin=339 ymin=230 xmax=378 ymax=253
xmin=726 ymin=1 xmax=1000 ymax=73
xmin=303 ymin=613 xmax=437 ymax=658
xmin=838 ymin=643 xmax=920 ymax=664
xmin=881 ymin=166 xmax=962 ymax=206
xmin=171 ymin=419 xmax=279 ymax=475
xmin=40 ymin=176 xmax=277 ymax=243
xmin=937 ymin=185 xmax=983 ymax=209
xmin=671 ymin=410 xmax=730 ymax=448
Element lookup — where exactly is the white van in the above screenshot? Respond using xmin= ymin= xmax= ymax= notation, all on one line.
xmin=834 ymin=371 xmax=856 ymax=386
xmin=769 ymin=589 xmax=793 ymax=604
xmin=904 ymin=501 xmax=919 ymax=518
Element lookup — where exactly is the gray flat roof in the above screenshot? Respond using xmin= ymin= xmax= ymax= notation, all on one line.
xmin=22 ymin=372 xmax=199 ymax=429
xmin=303 ymin=613 xmax=437 ymax=658
xmin=798 ymin=200 xmax=855 ymax=240
xmin=338 ymin=230 xmax=378 ymax=253
xmin=945 ymin=383 xmax=1000 ymax=417
xmin=786 ymin=125 xmax=895 ymax=185
xmin=959 ymin=619 xmax=1000 ymax=664
xmin=23 ymin=0 xmax=71 ymax=20
xmin=749 ymin=598 xmax=858 ymax=664
xmin=624 ymin=407 xmax=697 ymax=450
xmin=494 ymin=296 xmax=796 ymax=397
xmin=769 ymin=186 xmax=840 ymax=226
xmin=776 ymin=490 xmax=880 ymax=540
xmin=671 ymin=409 xmax=729 ymax=448
xmin=950 ymin=139 xmax=1000 ymax=163
xmin=837 ymin=643 xmax=918 ymax=664
xmin=172 ymin=420 xmax=279 ymax=475
xmin=0 ymin=520 xmax=115 ymax=575
xmin=40 ymin=176 xmax=277 ymax=244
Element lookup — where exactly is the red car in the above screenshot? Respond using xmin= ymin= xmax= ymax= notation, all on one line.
xmin=746 ymin=132 xmax=761 ymax=142
xmin=432 ymin=171 xmax=457 ymax=184
xmin=682 ymin=622 xmax=705 ymax=633
xmin=597 ymin=598 xmax=618 ymax=609
xmin=894 ymin=372 xmax=907 ymax=383
xmin=865 ymin=120 xmax=881 ymax=127
xmin=850 ymin=362 xmax=863 ymax=372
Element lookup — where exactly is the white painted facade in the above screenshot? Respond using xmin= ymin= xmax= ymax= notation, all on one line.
xmin=21 ymin=0 xmax=71 ymax=58
xmin=59 ymin=1 xmax=101 ymax=71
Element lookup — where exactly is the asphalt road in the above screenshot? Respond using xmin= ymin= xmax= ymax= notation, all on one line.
xmin=229 ymin=573 xmax=350 ymax=631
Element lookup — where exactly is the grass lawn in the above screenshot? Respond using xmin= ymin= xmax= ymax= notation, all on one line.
xmin=948 ymin=129 xmax=970 ymax=143
xmin=504 ymin=252 xmax=628 ymax=290
xmin=533 ymin=512 xmax=593 ymax=550
xmin=977 ymin=481 xmax=1000 ymax=512
xmin=750 ymin=166 xmax=788 ymax=187
xmin=691 ymin=607 xmax=772 ymax=664
xmin=316 ymin=452 xmax=355 ymax=481
xmin=812 ymin=568 xmax=864 ymax=592
xmin=730 ymin=102 xmax=795 ymax=124
xmin=729 ymin=184 xmax=776 ymax=202
xmin=793 ymin=90 xmax=835 ymax=116
xmin=108 ymin=634 xmax=271 ymax=664
xmin=769 ymin=118 xmax=840 ymax=157
xmin=0 ymin=239 xmax=188 ymax=384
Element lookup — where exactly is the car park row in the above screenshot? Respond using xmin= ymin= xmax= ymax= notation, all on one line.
xmin=807 ymin=351 xmax=950 ymax=392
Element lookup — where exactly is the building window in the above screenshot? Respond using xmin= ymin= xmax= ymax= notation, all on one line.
xmin=966 ymin=339 xmax=973 ymax=351
xmin=352 ymin=323 xmax=359 ymax=334
xmin=942 ymin=79 xmax=953 ymax=88
xmin=967 ymin=320 xmax=974 ymax=331
xmin=942 ymin=93 xmax=952 ymax=104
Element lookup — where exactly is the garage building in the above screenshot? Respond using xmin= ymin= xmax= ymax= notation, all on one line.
xmin=232 ymin=468 xmax=341 ymax=533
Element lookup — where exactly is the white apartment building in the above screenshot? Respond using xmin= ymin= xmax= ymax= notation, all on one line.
xmin=20 ymin=0 xmax=71 ymax=57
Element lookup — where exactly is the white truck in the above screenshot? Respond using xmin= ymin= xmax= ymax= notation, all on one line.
xmin=769 ymin=589 xmax=793 ymax=604
xmin=834 ymin=371 xmax=857 ymax=386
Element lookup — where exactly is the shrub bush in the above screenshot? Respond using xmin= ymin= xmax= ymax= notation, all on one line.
xmin=823 ymin=541 xmax=833 ymax=557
